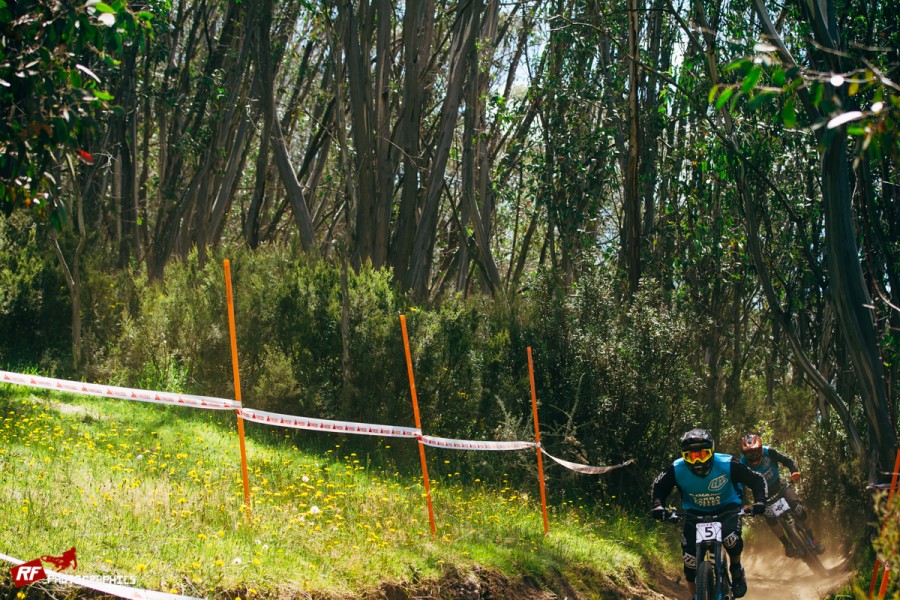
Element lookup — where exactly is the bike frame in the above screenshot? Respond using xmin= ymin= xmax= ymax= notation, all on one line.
xmin=694 ymin=513 xmax=730 ymax=600
xmin=766 ymin=487 xmax=826 ymax=575
xmin=668 ymin=508 xmax=749 ymax=600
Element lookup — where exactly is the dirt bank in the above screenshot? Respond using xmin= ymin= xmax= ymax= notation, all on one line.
xmin=346 ymin=563 xmax=673 ymax=599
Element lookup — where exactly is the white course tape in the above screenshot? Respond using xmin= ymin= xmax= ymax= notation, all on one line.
xmin=1 ymin=370 xmax=631 ymax=472
xmin=238 ymin=407 xmax=421 ymax=438
xmin=0 ymin=370 xmax=239 ymax=411
xmin=420 ymin=435 xmax=535 ymax=451
xmin=541 ymin=450 xmax=634 ymax=474
xmin=0 ymin=552 xmax=202 ymax=600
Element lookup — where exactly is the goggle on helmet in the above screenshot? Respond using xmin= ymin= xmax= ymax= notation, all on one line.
xmin=680 ymin=428 xmax=715 ymax=475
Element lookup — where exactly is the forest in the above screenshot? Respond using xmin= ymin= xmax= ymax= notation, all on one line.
xmin=0 ymin=0 xmax=898 ymax=597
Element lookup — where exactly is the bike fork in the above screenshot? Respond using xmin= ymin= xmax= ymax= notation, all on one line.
xmin=715 ymin=545 xmax=728 ymax=600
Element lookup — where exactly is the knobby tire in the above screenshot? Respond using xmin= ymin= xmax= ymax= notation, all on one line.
xmin=696 ymin=561 xmax=717 ymax=600
xmin=783 ymin=518 xmax=826 ymax=576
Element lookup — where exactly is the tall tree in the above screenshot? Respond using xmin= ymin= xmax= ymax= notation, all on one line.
xmin=749 ymin=0 xmax=897 ymax=471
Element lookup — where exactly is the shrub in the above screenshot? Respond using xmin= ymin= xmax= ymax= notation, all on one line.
xmin=0 ymin=213 xmax=70 ymax=369
xmin=525 ymin=267 xmax=703 ymax=505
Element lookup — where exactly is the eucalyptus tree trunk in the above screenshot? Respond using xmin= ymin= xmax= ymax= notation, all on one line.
xmin=247 ymin=29 xmax=326 ymax=248
xmin=623 ymin=0 xmax=642 ymax=297
xmin=391 ymin=0 xmax=435 ymax=287
xmin=753 ymin=0 xmax=896 ymax=472
xmin=253 ymin=0 xmax=316 ymax=252
xmin=114 ymin=43 xmax=140 ymax=268
xmin=50 ymin=229 xmax=82 ymax=370
xmin=459 ymin=0 xmax=504 ymax=298
xmin=682 ymin=0 xmax=869 ymax=460
xmin=340 ymin=0 xmax=397 ymax=269
xmin=148 ymin=0 xmax=248 ymax=279
xmin=408 ymin=0 xmax=477 ymax=297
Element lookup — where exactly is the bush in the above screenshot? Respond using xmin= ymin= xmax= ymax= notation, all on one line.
xmin=525 ymin=267 xmax=703 ymax=505
xmin=0 ymin=213 xmax=70 ymax=369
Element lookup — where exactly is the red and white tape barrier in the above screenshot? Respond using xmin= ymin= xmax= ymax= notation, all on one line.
xmin=541 ymin=451 xmax=634 ymax=474
xmin=238 ymin=407 xmax=421 ymax=438
xmin=0 ymin=370 xmax=239 ymax=411
xmin=0 ymin=370 xmax=632 ymax=473
xmin=0 ymin=552 xmax=201 ymax=600
xmin=420 ymin=435 xmax=535 ymax=451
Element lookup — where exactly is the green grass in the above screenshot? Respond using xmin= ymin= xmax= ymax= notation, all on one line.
xmin=0 ymin=385 xmax=675 ymax=598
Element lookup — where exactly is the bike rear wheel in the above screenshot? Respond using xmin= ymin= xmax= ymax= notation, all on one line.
xmin=696 ymin=561 xmax=718 ymax=600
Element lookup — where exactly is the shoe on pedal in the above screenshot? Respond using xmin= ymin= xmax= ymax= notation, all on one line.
xmin=813 ymin=539 xmax=825 ymax=554
xmin=730 ymin=564 xmax=747 ymax=598
xmin=785 ymin=545 xmax=802 ymax=558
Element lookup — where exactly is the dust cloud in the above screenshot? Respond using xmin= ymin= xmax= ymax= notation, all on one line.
xmin=741 ymin=537 xmax=852 ymax=600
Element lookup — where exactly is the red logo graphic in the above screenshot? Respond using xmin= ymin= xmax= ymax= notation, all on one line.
xmin=41 ymin=547 xmax=77 ymax=571
xmin=10 ymin=559 xmax=46 ymax=587
xmin=10 ymin=547 xmax=76 ymax=588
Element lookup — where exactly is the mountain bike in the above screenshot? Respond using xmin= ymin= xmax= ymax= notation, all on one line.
xmin=766 ymin=486 xmax=826 ymax=576
xmin=666 ymin=507 xmax=751 ymax=600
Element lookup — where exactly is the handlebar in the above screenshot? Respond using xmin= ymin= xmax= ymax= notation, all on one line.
xmin=660 ymin=506 xmax=753 ymax=522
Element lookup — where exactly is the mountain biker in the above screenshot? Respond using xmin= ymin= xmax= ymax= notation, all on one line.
xmin=739 ymin=433 xmax=825 ymax=556
xmin=652 ymin=428 xmax=768 ymax=600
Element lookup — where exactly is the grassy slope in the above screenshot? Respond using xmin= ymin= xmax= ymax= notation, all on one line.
xmin=0 ymin=386 xmax=675 ymax=599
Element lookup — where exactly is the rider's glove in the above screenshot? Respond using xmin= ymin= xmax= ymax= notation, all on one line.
xmin=790 ymin=471 xmax=801 ymax=482
xmin=751 ymin=502 xmax=766 ymax=515
xmin=651 ymin=506 xmax=666 ymax=521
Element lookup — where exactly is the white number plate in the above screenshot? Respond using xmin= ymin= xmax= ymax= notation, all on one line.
xmin=696 ymin=522 xmax=723 ymax=543
xmin=766 ymin=498 xmax=790 ymax=517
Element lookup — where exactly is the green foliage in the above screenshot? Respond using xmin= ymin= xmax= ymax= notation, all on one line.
xmin=95 ymin=249 xmax=529 ymax=474
xmin=873 ymin=491 xmax=900 ymax=597
xmin=99 ymin=248 xmax=227 ymax=394
xmin=0 ymin=212 xmax=69 ymax=368
xmin=711 ymin=41 xmax=900 ymax=164
xmin=88 ymin=251 xmax=710 ymax=507
xmin=527 ymin=267 xmax=703 ymax=504
xmin=794 ymin=424 xmax=869 ymax=541
xmin=0 ymin=0 xmax=151 ymax=216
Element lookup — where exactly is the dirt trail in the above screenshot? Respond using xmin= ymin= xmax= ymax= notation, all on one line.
xmin=740 ymin=541 xmax=852 ymax=600
xmin=652 ymin=537 xmax=853 ymax=600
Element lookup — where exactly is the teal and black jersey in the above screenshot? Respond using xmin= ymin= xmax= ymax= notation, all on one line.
xmin=652 ymin=453 xmax=767 ymax=513
xmin=673 ymin=453 xmax=741 ymax=510
xmin=739 ymin=446 xmax=798 ymax=492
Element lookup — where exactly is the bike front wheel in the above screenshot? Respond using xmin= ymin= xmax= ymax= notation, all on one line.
xmin=696 ymin=561 xmax=718 ymax=600
xmin=783 ymin=520 xmax=827 ymax=576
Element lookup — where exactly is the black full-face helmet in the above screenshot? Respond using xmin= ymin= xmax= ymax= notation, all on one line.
xmin=680 ymin=428 xmax=715 ymax=477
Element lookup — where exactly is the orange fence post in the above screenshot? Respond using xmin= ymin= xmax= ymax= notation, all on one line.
xmin=224 ymin=260 xmax=252 ymax=520
xmin=527 ymin=347 xmax=550 ymax=536
xmin=877 ymin=571 xmax=890 ymax=600
xmin=399 ymin=314 xmax=437 ymax=537
xmin=870 ymin=448 xmax=900 ymax=598
xmin=872 ymin=562 xmax=883 ymax=599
